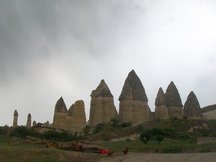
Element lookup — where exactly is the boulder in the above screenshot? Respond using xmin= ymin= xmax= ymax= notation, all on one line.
xmin=89 ymin=80 xmax=118 ymax=127
xmin=119 ymin=70 xmax=150 ymax=124
xmin=67 ymin=100 xmax=86 ymax=133
xmin=164 ymin=81 xmax=183 ymax=119
xmin=155 ymin=88 xmax=169 ymax=120
xmin=183 ymin=91 xmax=202 ymax=118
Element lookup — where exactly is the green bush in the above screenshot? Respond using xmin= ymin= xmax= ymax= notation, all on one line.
xmin=42 ymin=130 xmax=80 ymax=142
xmin=10 ymin=126 xmax=36 ymax=138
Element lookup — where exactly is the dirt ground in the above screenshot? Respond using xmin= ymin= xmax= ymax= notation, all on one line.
xmin=99 ymin=152 xmax=216 ymax=162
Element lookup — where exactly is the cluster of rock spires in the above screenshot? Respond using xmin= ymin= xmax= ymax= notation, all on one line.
xmin=12 ymin=69 xmax=216 ymax=133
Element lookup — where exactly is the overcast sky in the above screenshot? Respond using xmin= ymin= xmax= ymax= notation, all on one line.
xmin=0 ymin=0 xmax=216 ymax=126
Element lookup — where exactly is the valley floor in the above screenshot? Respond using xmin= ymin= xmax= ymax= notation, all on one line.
xmin=99 ymin=152 xmax=216 ymax=162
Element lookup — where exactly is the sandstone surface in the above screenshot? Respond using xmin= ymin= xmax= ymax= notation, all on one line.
xmin=53 ymin=97 xmax=67 ymax=130
xmin=13 ymin=109 xmax=18 ymax=127
xmin=89 ymin=80 xmax=117 ymax=127
xmin=183 ymin=91 xmax=202 ymax=118
xmin=119 ymin=70 xmax=150 ymax=124
xmin=164 ymin=81 xmax=183 ymax=118
xmin=26 ymin=113 xmax=31 ymax=128
xmin=155 ymin=88 xmax=169 ymax=120
xmin=67 ymin=100 xmax=86 ymax=133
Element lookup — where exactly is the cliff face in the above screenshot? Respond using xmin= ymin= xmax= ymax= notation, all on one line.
xmin=89 ymin=80 xmax=117 ymax=127
xmin=164 ymin=81 xmax=183 ymax=119
xmin=119 ymin=70 xmax=150 ymax=124
xmin=183 ymin=91 xmax=202 ymax=118
xmin=155 ymin=88 xmax=169 ymax=120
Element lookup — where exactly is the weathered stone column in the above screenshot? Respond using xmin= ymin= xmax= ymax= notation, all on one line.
xmin=119 ymin=70 xmax=150 ymax=124
xmin=26 ymin=113 xmax=31 ymax=128
xmin=13 ymin=109 xmax=18 ymax=127
xmin=52 ymin=97 xmax=67 ymax=130
xmin=67 ymin=100 xmax=86 ymax=133
xmin=89 ymin=80 xmax=118 ymax=127
xmin=183 ymin=91 xmax=202 ymax=119
xmin=155 ymin=87 xmax=169 ymax=120
xmin=164 ymin=81 xmax=183 ymax=119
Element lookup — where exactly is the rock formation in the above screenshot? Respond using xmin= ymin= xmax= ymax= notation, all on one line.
xmin=183 ymin=91 xmax=202 ymax=118
xmin=67 ymin=100 xmax=86 ymax=132
xmin=164 ymin=81 xmax=183 ymax=118
xmin=13 ymin=110 xmax=18 ymax=127
xmin=32 ymin=121 xmax=37 ymax=127
xmin=202 ymin=104 xmax=216 ymax=119
xmin=155 ymin=87 xmax=169 ymax=120
xmin=89 ymin=80 xmax=117 ymax=127
xmin=26 ymin=113 xmax=32 ymax=128
xmin=52 ymin=97 xmax=68 ymax=130
xmin=119 ymin=70 xmax=150 ymax=124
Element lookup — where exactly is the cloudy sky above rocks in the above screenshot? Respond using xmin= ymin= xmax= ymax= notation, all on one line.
xmin=0 ymin=0 xmax=216 ymax=126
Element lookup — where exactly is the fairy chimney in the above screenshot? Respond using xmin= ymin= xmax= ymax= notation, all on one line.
xmin=89 ymin=80 xmax=118 ymax=127
xmin=183 ymin=91 xmax=202 ymax=118
xmin=119 ymin=70 xmax=150 ymax=124
xmin=26 ymin=113 xmax=31 ymax=128
xmin=155 ymin=87 xmax=169 ymax=120
xmin=164 ymin=81 xmax=183 ymax=118
xmin=52 ymin=97 xmax=68 ymax=130
xmin=67 ymin=100 xmax=86 ymax=132
xmin=13 ymin=109 xmax=18 ymax=127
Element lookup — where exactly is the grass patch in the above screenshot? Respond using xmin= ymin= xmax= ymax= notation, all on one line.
xmin=101 ymin=138 xmax=212 ymax=153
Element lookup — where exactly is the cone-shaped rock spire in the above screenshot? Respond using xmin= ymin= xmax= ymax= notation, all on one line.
xmin=155 ymin=87 xmax=165 ymax=106
xmin=53 ymin=97 xmax=68 ymax=130
xmin=119 ymin=70 xmax=150 ymax=124
xmin=164 ymin=81 xmax=183 ymax=107
xmin=164 ymin=81 xmax=183 ymax=118
xmin=155 ymin=88 xmax=169 ymax=120
xmin=89 ymin=80 xmax=117 ymax=127
xmin=91 ymin=79 xmax=113 ymax=98
xmin=183 ymin=91 xmax=202 ymax=118
xmin=119 ymin=70 xmax=148 ymax=102
xmin=55 ymin=97 xmax=67 ymax=113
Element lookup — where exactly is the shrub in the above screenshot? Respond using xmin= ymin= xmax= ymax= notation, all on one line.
xmin=10 ymin=126 xmax=35 ymax=138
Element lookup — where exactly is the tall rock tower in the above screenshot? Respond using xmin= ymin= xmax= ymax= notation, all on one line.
xmin=53 ymin=97 xmax=68 ymax=130
xmin=26 ymin=113 xmax=32 ymax=128
xmin=67 ymin=100 xmax=86 ymax=132
xmin=155 ymin=87 xmax=169 ymax=120
xmin=89 ymin=80 xmax=118 ymax=127
xmin=183 ymin=91 xmax=202 ymax=118
xmin=119 ymin=70 xmax=150 ymax=124
xmin=164 ymin=81 xmax=183 ymax=118
xmin=13 ymin=109 xmax=18 ymax=127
